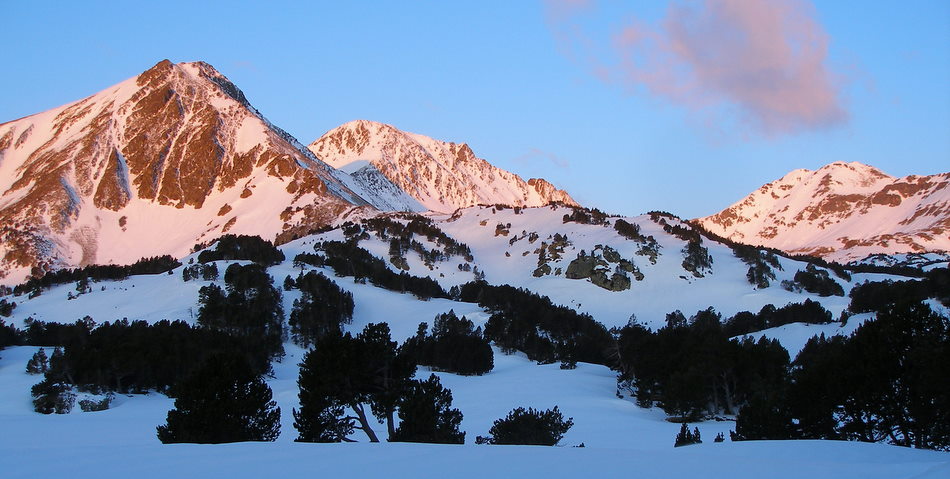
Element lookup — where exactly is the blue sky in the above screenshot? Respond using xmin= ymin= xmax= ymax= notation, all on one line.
xmin=2 ymin=1 xmax=948 ymax=218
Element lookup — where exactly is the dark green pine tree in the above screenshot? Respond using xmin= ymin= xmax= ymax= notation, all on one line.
xmin=31 ymin=347 xmax=73 ymax=414
xmin=486 ymin=406 xmax=573 ymax=446
xmin=292 ymin=395 xmax=352 ymax=443
xmin=390 ymin=374 xmax=465 ymax=444
xmin=26 ymin=347 xmax=49 ymax=374
xmin=294 ymin=332 xmax=357 ymax=443
xmin=674 ymin=422 xmax=692 ymax=447
xmin=673 ymin=423 xmax=703 ymax=447
xmin=294 ymin=324 xmax=415 ymax=443
xmin=735 ymin=393 xmax=794 ymax=441
xmin=157 ymin=353 xmax=280 ymax=444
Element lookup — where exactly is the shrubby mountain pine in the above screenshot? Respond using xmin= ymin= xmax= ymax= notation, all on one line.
xmin=25 ymin=347 xmax=49 ymax=374
xmin=402 ymin=310 xmax=493 ymax=376
xmin=390 ymin=374 xmax=465 ymax=444
xmin=157 ymin=353 xmax=280 ymax=444
xmin=482 ymin=406 xmax=573 ymax=446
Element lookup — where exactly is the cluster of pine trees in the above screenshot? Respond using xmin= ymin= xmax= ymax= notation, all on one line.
xmin=478 ymin=406 xmax=574 ymax=446
xmin=735 ymin=300 xmax=949 ymax=450
xmin=196 ymin=234 xmax=285 ymax=266
xmin=361 ymin=215 xmax=474 ymax=262
xmin=781 ymin=264 xmax=845 ymax=296
xmin=561 ymin=206 xmax=609 ymax=226
xmin=157 ymin=352 xmax=280 ymax=444
xmin=13 ymin=255 xmax=180 ymax=297
xmin=616 ymin=308 xmax=790 ymax=420
xmin=181 ymin=262 xmax=219 ymax=282
xmin=613 ymin=219 xmax=661 ymax=263
xmin=286 ymin=271 xmax=354 ymax=348
xmin=455 ymin=281 xmax=613 ymax=367
xmin=729 ymin=243 xmax=783 ymax=289
xmin=197 ymin=263 xmax=284 ymax=360
xmin=848 ymin=268 xmax=949 ymax=312
xmin=26 ymin=319 xmax=268 ymax=395
xmin=293 ymin=323 xmax=463 ymax=443
xmin=721 ymin=299 xmax=834 ymax=337
xmin=0 ymin=298 xmax=16 ymax=317
xmin=401 ymin=311 xmax=493 ymax=376
xmin=315 ymin=241 xmax=448 ymax=299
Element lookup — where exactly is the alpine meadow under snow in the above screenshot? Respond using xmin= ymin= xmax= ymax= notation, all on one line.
xmin=1 ymin=59 xmax=948 ymax=478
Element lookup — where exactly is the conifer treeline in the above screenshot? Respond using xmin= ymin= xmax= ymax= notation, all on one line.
xmin=735 ymin=301 xmax=949 ymax=451
xmin=454 ymin=281 xmax=613 ymax=366
xmin=401 ymin=310 xmax=493 ymax=376
xmin=13 ymin=255 xmax=180 ymax=296
xmin=25 ymin=319 xmax=269 ymax=394
xmin=312 ymin=241 xmax=449 ymax=299
xmin=617 ymin=308 xmax=790 ymax=420
xmin=196 ymin=234 xmax=285 ymax=266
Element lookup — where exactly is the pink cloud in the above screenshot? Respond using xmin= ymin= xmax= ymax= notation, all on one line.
xmin=552 ymin=0 xmax=848 ymax=135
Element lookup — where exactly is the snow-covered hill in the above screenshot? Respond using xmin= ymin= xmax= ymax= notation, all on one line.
xmin=7 ymin=204 xmax=895 ymax=337
xmin=309 ymin=120 xmax=577 ymax=213
xmin=1 ymin=205 xmax=947 ymax=478
xmin=697 ymin=162 xmax=950 ymax=263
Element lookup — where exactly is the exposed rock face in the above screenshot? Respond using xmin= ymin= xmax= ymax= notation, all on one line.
xmin=697 ymin=162 xmax=949 ymax=263
xmin=309 ymin=120 xmax=577 ymax=213
xmin=0 ymin=60 xmax=368 ymax=283
xmin=564 ymin=245 xmax=639 ymax=291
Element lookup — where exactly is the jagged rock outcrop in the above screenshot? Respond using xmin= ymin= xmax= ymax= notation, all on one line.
xmin=309 ymin=120 xmax=577 ymax=213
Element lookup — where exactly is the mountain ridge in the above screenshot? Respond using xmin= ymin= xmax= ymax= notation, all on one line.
xmin=309 ymin=119 xmax=577 ymax=213
xmin=697 ymin=161 xmax=949 ymax=263
xmin=0 ymin=60 xmax=579 ymax=284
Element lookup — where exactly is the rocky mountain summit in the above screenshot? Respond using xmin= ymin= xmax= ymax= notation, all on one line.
xmin=309 ymin=119 xmax=576 ymax=213
xmin=697 ymin=162 xmax=949 ymax=263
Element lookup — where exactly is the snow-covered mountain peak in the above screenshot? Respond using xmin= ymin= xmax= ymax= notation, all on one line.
xmin=773 ymin=162 xmax=892 ymax=195
xmin=0 ymin=60 xmax=370 ymax=284
xmin=309 ymin=120 xmax=577 ymax=213
xmin=698 ymin=162 xmax=949 ymax=263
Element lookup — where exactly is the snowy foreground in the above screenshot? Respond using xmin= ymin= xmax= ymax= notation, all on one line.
xmin=2 ymin=344 xmax=947 ymax=479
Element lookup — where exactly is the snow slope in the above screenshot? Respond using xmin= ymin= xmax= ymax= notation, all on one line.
xmin=698 ymin=162 xmax=950 ymax=263
xmin=1 ymin=341 xmax=947 ymax=478
xmin=7 ymin=204 xmax=909 ymax=343
xmin=2 ymin=208 xmax=945 ymax=477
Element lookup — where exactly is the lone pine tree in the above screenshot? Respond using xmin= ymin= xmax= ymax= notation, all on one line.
xmin=485 ymin=406 xmax=573 ymax=446
xmin=157 ymin=353 xmax=280 ymax=444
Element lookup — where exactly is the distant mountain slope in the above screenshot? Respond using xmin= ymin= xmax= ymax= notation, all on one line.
xmin=309 ymin=120 xmax=577 ymax=213
xmin=697 ymin=162 xmax=950 ymax=263
xmin=0 ymin=60 xmax=371 ymax=283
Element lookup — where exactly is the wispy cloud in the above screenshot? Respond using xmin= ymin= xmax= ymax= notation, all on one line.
xmin=546 ymin=0 xmax=848 ymax=136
